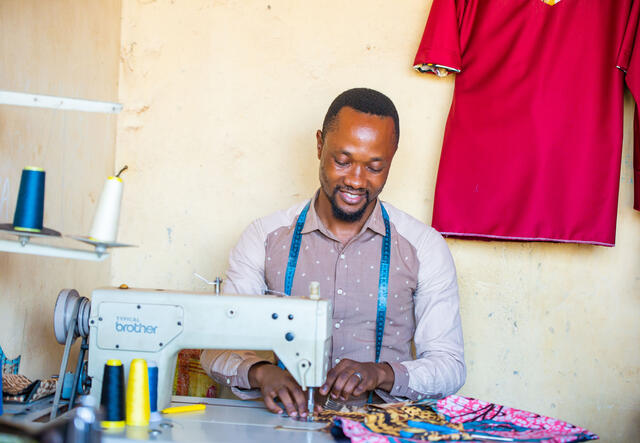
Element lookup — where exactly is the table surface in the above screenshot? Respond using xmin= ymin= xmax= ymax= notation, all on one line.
xmin=102 ymin=396 xmax=336 ymax=443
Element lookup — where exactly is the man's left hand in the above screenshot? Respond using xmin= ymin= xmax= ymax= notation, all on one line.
xmin=319 ymin=358 xmax=394 ymax=402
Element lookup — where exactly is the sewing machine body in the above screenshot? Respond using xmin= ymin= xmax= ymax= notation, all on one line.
xmin=86 ymin=287 xmax=332 ymax=409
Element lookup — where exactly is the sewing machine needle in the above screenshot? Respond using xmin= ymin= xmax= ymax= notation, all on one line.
xmin=306 ymin=387 xmax=315 ymax=422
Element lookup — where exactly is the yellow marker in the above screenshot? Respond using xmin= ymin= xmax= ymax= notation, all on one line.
xmin=161 ymin=404 xmax=206 ymax=414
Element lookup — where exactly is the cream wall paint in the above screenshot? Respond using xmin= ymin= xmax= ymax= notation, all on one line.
xmin=0 ymin=0 xmax=121 ymax=378
xmin=110 ymin=1 xmax=640 ymax=441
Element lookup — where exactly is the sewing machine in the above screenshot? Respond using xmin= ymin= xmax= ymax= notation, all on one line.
xmin=52 ymin=285 xmax=332 ymax=415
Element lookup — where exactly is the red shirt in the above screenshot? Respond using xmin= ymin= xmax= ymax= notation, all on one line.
xmin=415 ymin=0 xmax=640 ymax=246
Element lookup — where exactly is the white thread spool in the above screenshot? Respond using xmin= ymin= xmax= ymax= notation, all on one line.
xmin=89 ymin=176 xmax=123 ymax=243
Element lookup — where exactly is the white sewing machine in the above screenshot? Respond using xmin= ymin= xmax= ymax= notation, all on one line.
xmin=51 ymin=285 xmax=332 ymax=414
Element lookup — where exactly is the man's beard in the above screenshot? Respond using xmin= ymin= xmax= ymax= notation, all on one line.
xmin=328 ymin=187 xmax=371 ymax=222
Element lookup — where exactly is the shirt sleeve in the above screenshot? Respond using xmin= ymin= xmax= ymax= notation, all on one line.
xmin=413 ymin=0 xmax=467 ymax=76
xmin=386 ymin=228 xmax=466 ymax=400
xmin=223 ymin=219 xmax=269 ymax=295
xmin=617 ymin=0 xmax=640 ymax=209
xmin=200 ymin=219 xmax=271 ymax=393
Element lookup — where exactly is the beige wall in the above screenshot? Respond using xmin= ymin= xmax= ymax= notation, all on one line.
xmin=0 ymin=0 xmax=121 ymax=377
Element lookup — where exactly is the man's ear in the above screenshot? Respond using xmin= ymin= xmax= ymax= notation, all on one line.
xmin=316 ymin=130 xmax=324 ymax=160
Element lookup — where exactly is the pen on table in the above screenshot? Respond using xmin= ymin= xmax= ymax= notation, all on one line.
xmin=161 ymin=404 xmax=206 ymax=414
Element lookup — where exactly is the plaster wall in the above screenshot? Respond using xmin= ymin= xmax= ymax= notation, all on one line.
xmin=0 ymin=0 xmax=121 ymax=378
xmin=112 ymin=1 xmax=640 ymax=441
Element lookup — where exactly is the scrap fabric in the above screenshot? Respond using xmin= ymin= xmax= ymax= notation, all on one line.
xmin=0 ymin=345 xmax=20 ymax=375
xmin=332 ymin=395 xmax=598 ymax=442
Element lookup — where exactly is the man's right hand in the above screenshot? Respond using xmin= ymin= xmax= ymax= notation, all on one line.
xmin=248 ymin=362 xmax=310 ymax=418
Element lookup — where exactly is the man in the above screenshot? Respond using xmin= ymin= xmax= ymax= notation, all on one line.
xmin=201 ymin=88 xmax=465 ymax=419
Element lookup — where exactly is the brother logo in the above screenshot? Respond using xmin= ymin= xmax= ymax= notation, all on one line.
xmin=115 ymin=321 xmax=158 ymax=334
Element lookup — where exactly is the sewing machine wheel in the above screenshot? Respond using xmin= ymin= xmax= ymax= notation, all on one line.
xmin=79 ymin=360 xmax=91 ymax=394
xmin=53 ymin=289 xmax=91 ymax=344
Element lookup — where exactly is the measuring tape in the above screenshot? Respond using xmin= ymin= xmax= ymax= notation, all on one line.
xmin=282 ymin=200 xmax=391 ymax=366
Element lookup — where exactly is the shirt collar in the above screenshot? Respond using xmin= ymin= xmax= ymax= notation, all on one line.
xmin=302 ymin=190 xmax=386 ymax=237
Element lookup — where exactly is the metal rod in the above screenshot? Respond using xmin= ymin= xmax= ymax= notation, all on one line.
xmin=68 ymin=336 xmax=88 ymax=409
xmin=50 ymin=300 xmax=81 ymax=419
xmin=306 ymin=387 xmax=315 ymax=421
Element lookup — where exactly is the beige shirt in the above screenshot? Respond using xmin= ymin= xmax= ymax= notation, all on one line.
xmin=201 ymin=193 xmax=465 ymax=402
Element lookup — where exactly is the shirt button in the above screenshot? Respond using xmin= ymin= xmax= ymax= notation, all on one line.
xmin=337 ymin=289 xmax=343 ymax=295
xmin=340 ymin=254 xmax=345 ymax=259
xmin=334 ymin=323 xmax=341 ymax=329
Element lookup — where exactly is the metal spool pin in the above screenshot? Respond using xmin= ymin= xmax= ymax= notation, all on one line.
xmin=51 ymin=289 xmax=91 ymax=419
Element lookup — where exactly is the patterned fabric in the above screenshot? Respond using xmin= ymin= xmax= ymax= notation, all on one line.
xmin=318 ymin=402 xmax=470 ymax=440
xmin=331 ymin=396 xmax=597 ymax=442
xmin=0 ymin=345 xmax=20 ymax=375
xmin=2 ymin=374 xmax=35 ymax=395
xmin=172 ymin=349 xmax=217 ymax=398
xmin=32 ymin=378 xmax=57 ymax=401
xmin=542 ymin=0 xmax=562 ymax=5
xmin=2 ymin=374 xmax=57 ymax=403
xmin=437 ymin=396 xmax=596 ymax=442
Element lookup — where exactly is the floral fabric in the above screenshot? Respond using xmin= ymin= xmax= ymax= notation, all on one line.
xmin=333 ymin=395 xmax=597 ymax=442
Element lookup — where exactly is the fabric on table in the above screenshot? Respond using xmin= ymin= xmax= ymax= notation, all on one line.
xmin=318 ymin=402 xmax=469 ymax=440
xmin=437 ymin=395 xmax=597 ymax=442
xmin=332 ymin=395 xmax=597 ymax=442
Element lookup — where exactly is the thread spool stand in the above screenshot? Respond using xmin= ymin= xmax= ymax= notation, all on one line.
xmin=0 ymin=89 xmax=125 ymax=261
xmin=0 ymin=226 xmax=116 ymax=262
xmin=70 ymin=235 xmax=135 ymax=257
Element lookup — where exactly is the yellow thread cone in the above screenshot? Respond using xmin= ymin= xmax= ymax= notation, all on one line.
xmin=126 ymin=359 xmax=150 ymax=426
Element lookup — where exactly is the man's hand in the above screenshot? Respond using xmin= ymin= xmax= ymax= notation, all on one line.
xmin=319 ymin=359 xmax=394 ymax=402
xmin=248 ymin=362 xmax=310 ymax=418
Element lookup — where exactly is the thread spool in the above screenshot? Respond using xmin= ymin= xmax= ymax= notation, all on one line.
xmin=126 ymin=425 xmax=150 ymax=440
xmin=126 ymin=359 xmax=150 ymax=427
xmin=13 ymin=167 xmax=45 ymax=232
xmin=100 ymin=359 xmax=125 ymax=429
xmin=147 ymin=361 xmax=161 ymax=422
xmin=89 ymin=176 xmax=123 ymax=243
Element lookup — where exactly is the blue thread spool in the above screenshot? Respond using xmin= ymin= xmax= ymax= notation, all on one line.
xmin=13 ymin=167 xmax=45 ymax=232
xmin=100 ymin=360 xmax=125 ymax=429
xmin=148 ymin=361 xmax=161 ymax=422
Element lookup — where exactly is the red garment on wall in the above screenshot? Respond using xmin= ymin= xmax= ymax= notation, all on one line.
xmin=415 ymin=0 xmax=640 ymax=246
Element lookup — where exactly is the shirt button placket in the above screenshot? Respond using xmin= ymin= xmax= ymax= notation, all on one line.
xmin=333 ymin=244 xmax=347 ymax=353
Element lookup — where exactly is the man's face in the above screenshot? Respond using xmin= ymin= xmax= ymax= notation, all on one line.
xmin=317 ymin=106 xmax=397 ymax=222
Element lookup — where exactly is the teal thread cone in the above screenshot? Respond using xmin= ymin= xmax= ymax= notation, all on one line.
xmin=13 ymin=167 xmax=45 ymax=232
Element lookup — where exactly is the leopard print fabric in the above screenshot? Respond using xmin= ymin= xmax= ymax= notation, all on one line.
xmin=315 ymin=402 xmax=471 ymax=440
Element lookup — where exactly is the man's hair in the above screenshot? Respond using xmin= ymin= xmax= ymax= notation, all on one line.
xmin=321 ymin=88 xmax=399 ymax=145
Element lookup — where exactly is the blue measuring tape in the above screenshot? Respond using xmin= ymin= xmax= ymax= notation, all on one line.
xmin=283 ymin=202 xmax=311 ymax=296
xmin=281 ymin=201 xmax=391 ymax=371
